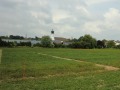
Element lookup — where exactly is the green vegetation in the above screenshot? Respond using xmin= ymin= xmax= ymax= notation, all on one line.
xmin=1 ymin=71 xmax=120 ymax=90
xmin=0 ymin=34 xmax=118 ymax=49
xmin=0 ymin=48 xmax=102 ymax=80
xmin=107 ymin=40 xmax=115 ymax=48
xmin=0 ymin=48 xmax=120 ymax=90
xmin=70 ymin=34 xmax=97 ymax=49
xmin=39 ymin=48 xmax=120 ymax=67
xmin=0 ymin=49 xmax=2 ymax=64
xmin=41 ymin=36 xmax=53 ymax=48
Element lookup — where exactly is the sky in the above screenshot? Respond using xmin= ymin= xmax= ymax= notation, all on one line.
xmin=0 ymin=0 xmax=120 ymax=40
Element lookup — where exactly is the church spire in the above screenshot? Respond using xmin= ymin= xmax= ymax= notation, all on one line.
xmin=51 ymin=29 xmax=55 ymax=41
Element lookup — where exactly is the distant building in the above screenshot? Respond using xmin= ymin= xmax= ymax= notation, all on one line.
xmin=51 ymin=29 xmax=55 ymax=41
xmin=2 ymin=39 xmax=41 ymax=45
xmin=50 ymin=30 xmax=71 ymax=45
xmin=54 ymin=37 xmax=72 ymax=45
xmin=115 ymin=40 xmax=120 ymax=46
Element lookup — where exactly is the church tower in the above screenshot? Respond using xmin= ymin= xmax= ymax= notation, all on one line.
xmin=51 ymin=29 xmax=55 ymax=41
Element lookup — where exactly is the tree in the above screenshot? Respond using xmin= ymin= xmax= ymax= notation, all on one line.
xmin=69 ymin=34 xmax=97 ymax=49
xmin=107 ymin=40 xmax=115 ymax=48
xmin=79 ymin=34 xmax=97 ymax=49
xmin=97 ymin=40 xmax=105 ymax=48
xmin=69 ymin=38 xmax=78 ymax=42
xmin=69 ymin=42 xmax=81 ymax=48
xmin=0 ymin=36 xmax=8 ymax=39
xmin=41 ymin=36 xmax=53 ymax=48
xmin=35 ymin=36 xmax=39 ymax=40
xmin=0 ymin=37 xmax=2 ymax=42
xmin=9 ymin=35 xmax=24 ymax=39
xmin=102 ymin=39 xmax=107 ymax=48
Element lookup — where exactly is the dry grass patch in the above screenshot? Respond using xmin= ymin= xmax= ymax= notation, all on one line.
xmin=0 ymin=49 xmax=2 ymax=64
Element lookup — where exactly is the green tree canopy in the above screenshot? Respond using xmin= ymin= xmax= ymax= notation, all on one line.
xmin=70 ymin=34 xmax=97 ymax=49
xmin=79 ymin=34 xmax=97 ymax=49
xmin=41 ymin=36 xmax=53 ymax=48
xmin=107 ymin=40 xmax=115 ymax=48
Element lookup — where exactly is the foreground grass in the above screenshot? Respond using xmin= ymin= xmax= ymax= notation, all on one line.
xmin=0 ymin=48 xmax=103 ymax=80
xmin=1 ymin=71 xmax=120 ymax=90
xmin=0 ymin=49 xmax=2 ymax=64
xmin=0 ymin=48 xmax=120 ymax=90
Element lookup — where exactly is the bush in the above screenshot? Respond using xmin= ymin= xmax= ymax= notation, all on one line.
xmin=69 ymin=42 xmax=81 ymax=48
xmin=33 ymin=43 xmax=41 ymax=47
xmin=53 ymin=43 xmax=67 ymax=48
xmin=41 ymin=36 xmax=53 ymax=48
xmin=17 ymin=42 xmax=31 ymax=47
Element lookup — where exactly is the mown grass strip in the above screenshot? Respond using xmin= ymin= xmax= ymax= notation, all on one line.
xmin=0 ymin=49 xmax=2 ymax=64
xmin=38 ymin=53 xmax=119 ymax=71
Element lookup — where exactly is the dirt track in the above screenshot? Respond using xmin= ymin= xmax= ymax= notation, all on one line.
xmin=38 ymin=53 xmax=119 ymax=71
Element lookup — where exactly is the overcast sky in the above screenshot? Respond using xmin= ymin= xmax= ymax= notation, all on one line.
xmin=0 ymin=0 xmax=120 ymax=40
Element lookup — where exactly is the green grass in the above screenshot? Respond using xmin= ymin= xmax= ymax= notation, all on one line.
xmin=36 ymin=48 xmax=120 ymax=67
xmin=0 ymin=49 xmax=2 ymax=64
xmin=1 ymin=71 xmax=120 ymax=90
xmin=0 ymin=48 xmax=120 ymax=90
xmin=0 ymin=48 xmax=103 ymax=80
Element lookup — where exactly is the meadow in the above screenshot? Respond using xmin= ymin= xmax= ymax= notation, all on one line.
xmin=0 ymin=48 xmax=120 ymax=90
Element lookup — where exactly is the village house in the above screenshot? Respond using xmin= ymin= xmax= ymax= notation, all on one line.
xmin=114 ymin=40 xmax=120 ymax=46
xmin=53 ymin=37 xmax=71 ymax=45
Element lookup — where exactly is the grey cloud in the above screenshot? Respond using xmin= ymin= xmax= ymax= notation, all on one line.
xmin=0 ymin=0 xmax=120 ymax=40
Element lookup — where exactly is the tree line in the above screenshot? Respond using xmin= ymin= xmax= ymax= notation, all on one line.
xmin=69 ymin=35 xmax=115 ymax=49
xmin=0 ymin=34 xmax=120 ymax=49
xmin=39 ymin=34 xmax=119 ymax=49
xmin=0 ymin=35 xmax=41 ymax=40
xmin=0 ymin=38 xmax=31 ymax=47
xmin=0 ymin=35 xmax=24 ymax=39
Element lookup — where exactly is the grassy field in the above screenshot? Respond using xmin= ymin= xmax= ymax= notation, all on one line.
xmin=0 ymin=49 xmax=2 ymax=64
xmin=0 ymin=48 xmax=120 ymax=90
xmin=38 ymin=48 xmax=120 ymax=67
